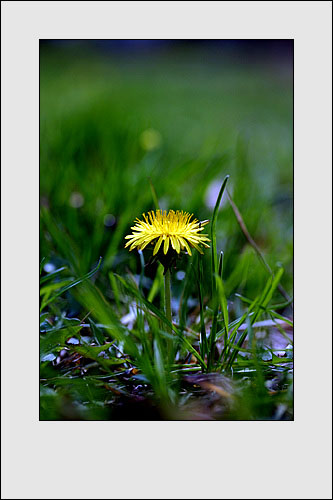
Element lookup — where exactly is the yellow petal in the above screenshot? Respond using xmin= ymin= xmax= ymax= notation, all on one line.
xmin=178 ymin=236 xmax=192 ymax=256
xmin=153 ymin=236 xmax=163 ymax=255
xmin=163 ymin=236 xmax=170 ymax=254
xmin=171 ymin=235 xmax=180 ymax=253
xmin=190 ymin=241 xmax=204 ymax=254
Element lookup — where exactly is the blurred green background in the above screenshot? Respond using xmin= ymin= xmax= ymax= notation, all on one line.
xmin=40 ymin=40 xmax=293 ymax=302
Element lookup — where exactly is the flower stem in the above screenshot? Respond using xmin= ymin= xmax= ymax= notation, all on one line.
xmin=164 ymin=268 xmax=172 ymax=359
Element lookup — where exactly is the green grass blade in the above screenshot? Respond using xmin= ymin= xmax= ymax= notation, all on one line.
xmin=197 ymin=254 xmax=207 ymax=362
xmin=40 ymin=325 xmax=83 ymax=360
xmin=149 ymin=178 xmax=160 ymax=210
xmin=218 ymin=250 xmax=224 ymax=278
xmin=235 ymin=293 xmax=293 ymax=312
xmin=153 ymin=338 xmax=169 ymax=400
xmin=268 ymin=310 xmax=293 ymax=327
xmin=40 ymin=257 xmax=102 ymax=311
xmin=211 ymin=175 xmax=229 ymax=289
xmin=226 ymin=267 xmax=285 ymax=370
xmin=179 ymin=257 xmax=195 ymax=332
xmin=40 ymin=279 xmax=74 ymax=296
xmin=89 ymin=318 xmax=106 ymax=345
xmin=215 ymin=274 xmax=229 ymax=349
xmin=114 ymin=273 xmax=207 ymax=370
xmin=40 ymin=266 xmax=67 ymax=285
xmin=147 ymin=263 xmax=164 ymax=303
xmin=109 ymin=272 xmax=121 ymax=311
xmin=209 ymin=174 xmax=229 ymax=368
xmin=74 ymin=281 xmax=140 ymax=358
xmin=71 ymin=342 xmax=127 ymax=371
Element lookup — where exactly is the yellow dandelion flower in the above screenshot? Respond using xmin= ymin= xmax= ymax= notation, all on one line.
xmin=124 ymin=210 xmax=210 ymax=257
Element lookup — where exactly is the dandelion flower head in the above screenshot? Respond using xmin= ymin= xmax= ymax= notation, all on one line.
xmin=125 ymin=210 xmax=210 ymax=256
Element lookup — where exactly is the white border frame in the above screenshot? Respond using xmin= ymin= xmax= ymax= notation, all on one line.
xmin=2 ymin=2 xmax=332 ymax=499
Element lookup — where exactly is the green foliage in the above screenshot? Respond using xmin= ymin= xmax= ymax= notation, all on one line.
xmin=40 ymin=44 xmax=293 ymax=420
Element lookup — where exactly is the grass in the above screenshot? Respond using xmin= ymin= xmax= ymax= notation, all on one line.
xmin=40 ymin=42 xmax=293 ymax=420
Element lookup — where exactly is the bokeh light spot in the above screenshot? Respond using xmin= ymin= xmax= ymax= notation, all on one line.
xmin=104 ymin=213 xmax=116 ymax=227
xmin=69 ymin=192 xmax=84 ymax=208
xmin=139 ymin=128 xmax=162 ymax=151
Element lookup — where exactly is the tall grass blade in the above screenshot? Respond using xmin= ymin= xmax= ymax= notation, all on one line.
xmin=215 ymin=274 xmax=229 ymax=349
xmin=211 ymin=175 xmax=229 ymax=289
xmin=225 ymin=267 xmax=284 ymax=370
xmin=147 ymin=263 xmax=164 ymax=303
xmin=149 ymin=178 xmax=160 ymax=210
xmin=197 ymin=254 xmax=207 ymax=362
xmin=40 ymin=266 xmax=67 ymax=285
xmin=209 ymin=174 xmax=229 ymax=369
xmin=114 ymin=273 xmax=207 ymax=370
xmin=227 ymin=190 xmax=290 ymax=302
xmin=40 ymin=257 xmax=102 ymax=311
xmin=109 ymin=272 xmax=121 ymax=311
